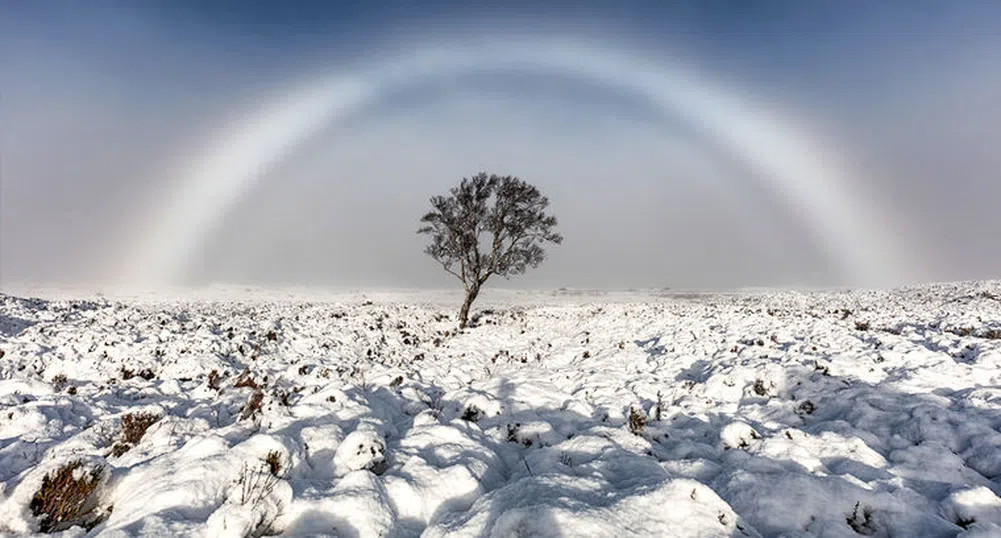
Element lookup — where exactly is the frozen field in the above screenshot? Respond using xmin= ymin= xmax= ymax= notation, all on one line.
xmin=2 ymin=282 xmax=1001 ymax=537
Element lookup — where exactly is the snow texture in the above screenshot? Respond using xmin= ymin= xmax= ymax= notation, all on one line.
xmin=1 ymin=282 xmax=1001 ymax=536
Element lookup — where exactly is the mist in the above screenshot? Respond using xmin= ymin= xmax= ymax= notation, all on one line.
xmin=3 ymin=1 xmax=1000 ymax=291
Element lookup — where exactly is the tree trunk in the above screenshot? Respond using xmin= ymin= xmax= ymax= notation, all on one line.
xmin=458 ymin=285 xmax=480 ymax=329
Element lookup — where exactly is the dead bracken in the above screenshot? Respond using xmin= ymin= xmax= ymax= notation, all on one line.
xmin=111 ymin=411 xmax=161 ymax=457
xmin=121 ymin=411 xmax=160 ymax=445
xmin=628 ymin=406 xmax=647 ymax=435
xmin=234 ymin=371 xmax=260 ymax=390
xmin=30 ymin=461 xmax=104 ymax=533
xmin=241 ymin=390 xmax=265 ymax=421
xmin=263 ymin=450 xmax=284 ymax=478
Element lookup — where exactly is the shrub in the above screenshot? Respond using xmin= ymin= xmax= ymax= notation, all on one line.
xmin=956 ymin=517 xmax=976 ymax=530
xmin=982 ymin=328 xmax=1001 ymax=340
xmin=506 ymin=423 xmax=521 ymax=443
xmin=234 ymin=371 xmax=260 ymax=390
xmin=29 ymin=461 xmax=104 ymax=533
xmin=207 ymin=460 xmax=288 ymax=538
xmin=263 ymin=450 xmax=284 ymax=478
xmin=121 ymin=412 xmax=160 ymax=445
xmin=628 ymin=406 xmax=647 ymax=435
xmin=119 ymin=366 xmax=154 ymax=381
xmin=241 ymin=390 xmax=265 ymax=421
xmin=238 ymin=462 xmax=281 ymax=506
xmin=461 ymin=405 xmax=483 ymax=423
xmin=111 ymin=412 xmax=161 ymax=457
xmin=846 ymin=501 xmax=876 ymax=535
xmin=208 ymin=370 xmax=223 ymax=391
xmin=51 ymin=374 xmax=68 ymax=392
xmin=854 ymin=321 xmax=870 ymax=331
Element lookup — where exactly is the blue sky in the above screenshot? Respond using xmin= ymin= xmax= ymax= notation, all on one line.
xmin=2 ymin=1 xmax=1000 ymax=289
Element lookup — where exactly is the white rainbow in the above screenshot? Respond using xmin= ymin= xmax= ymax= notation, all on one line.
xmin=118 ymin=38 xmax=913 ymax=287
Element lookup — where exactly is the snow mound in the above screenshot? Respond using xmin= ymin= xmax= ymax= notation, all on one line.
xmin=941 ymin=487 xmax=1001 ymax=530
xmin=333 ymin=428 xmax=388 ymax=476
xmin=426 ymin=475 xmax=755 ymax=538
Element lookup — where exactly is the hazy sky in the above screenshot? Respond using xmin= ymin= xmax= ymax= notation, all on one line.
xmin=2 ymin=1 xmax=1000 ymax=290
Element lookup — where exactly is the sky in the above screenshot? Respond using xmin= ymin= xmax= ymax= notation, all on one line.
xmin=2 ymin=1 xmax=1000 ymax=290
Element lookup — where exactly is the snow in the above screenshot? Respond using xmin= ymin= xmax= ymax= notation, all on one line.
xmin=1 ymin=281 xmax=1001 ymax=536
xmin=333 ymin=428 xmax=388 ymax=476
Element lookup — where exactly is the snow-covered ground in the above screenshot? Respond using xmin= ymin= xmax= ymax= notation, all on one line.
xmin=2 ymin=282 xmax=1001 ymax=537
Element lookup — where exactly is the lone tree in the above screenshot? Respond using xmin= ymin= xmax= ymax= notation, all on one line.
xmin=418 ymin=172 xmax=562 ymax=328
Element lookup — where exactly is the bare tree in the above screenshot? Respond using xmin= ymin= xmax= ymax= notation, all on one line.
xmin=418 ymin=173 xmax=562 ymax=328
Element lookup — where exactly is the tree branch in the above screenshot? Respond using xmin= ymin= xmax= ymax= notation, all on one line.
xmin=438 ymin=259 xmax=464 ymax=283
